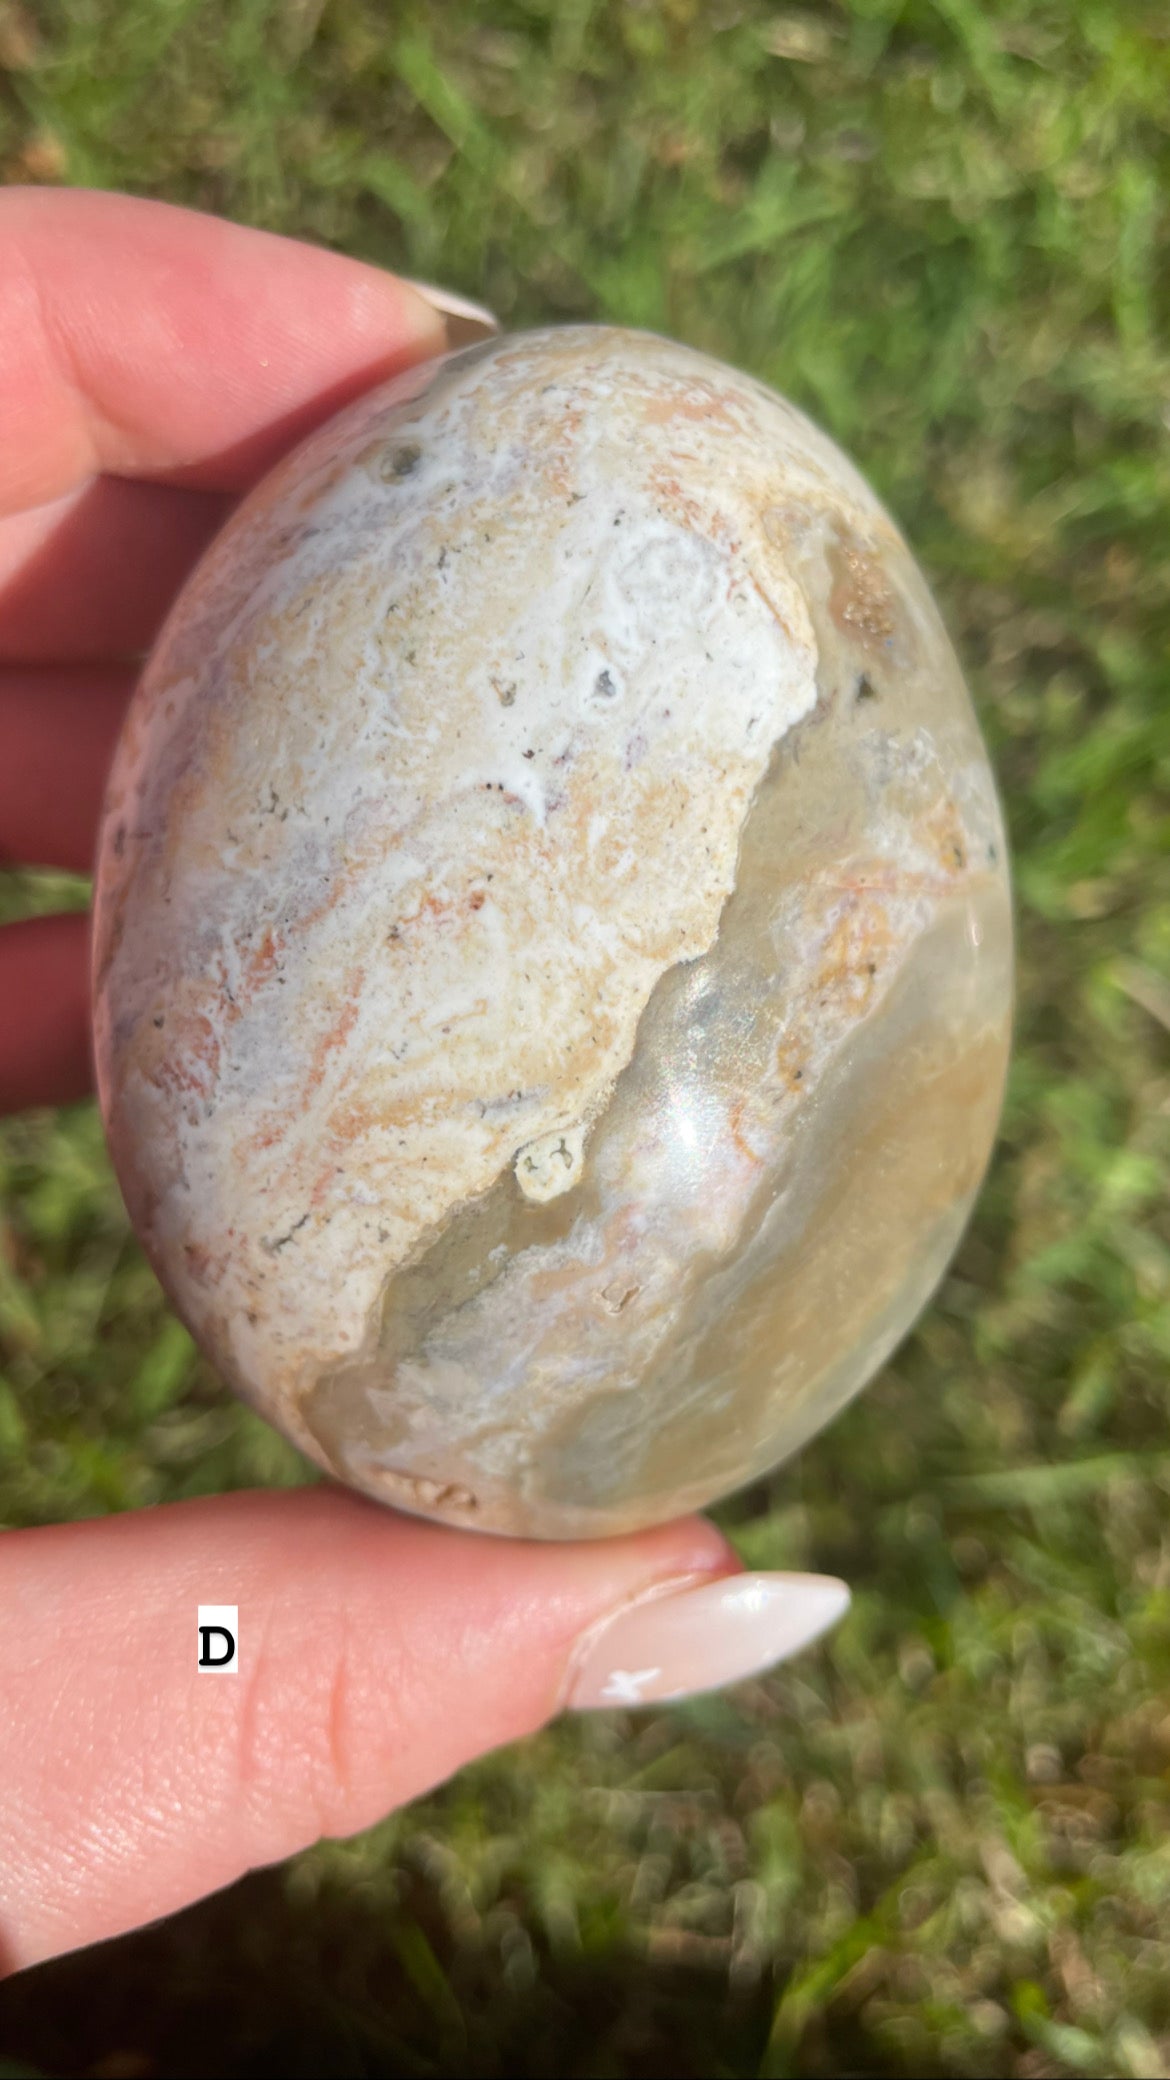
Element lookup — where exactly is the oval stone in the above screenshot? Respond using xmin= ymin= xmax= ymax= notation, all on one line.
xmin=92 ymin=326 xmax=1013 ymax=1539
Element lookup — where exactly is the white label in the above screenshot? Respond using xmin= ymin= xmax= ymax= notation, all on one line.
xmin=197 ymin=1604 xmax=239 ymax=1674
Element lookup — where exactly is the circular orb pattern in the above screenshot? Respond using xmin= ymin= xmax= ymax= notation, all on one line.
xmin=93 ymin=326 xmax=1013 ymax=1539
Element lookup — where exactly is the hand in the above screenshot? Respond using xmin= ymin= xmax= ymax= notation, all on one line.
xmin=0 ymin=189 xmax=849 ymax=1976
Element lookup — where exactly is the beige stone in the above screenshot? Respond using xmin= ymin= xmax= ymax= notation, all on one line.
xmin=92 ymin=327 xmax=1013 ymax=1538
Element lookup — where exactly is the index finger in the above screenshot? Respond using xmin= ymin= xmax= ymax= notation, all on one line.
xmin=0 ymin=187 xmax=448 ymax=517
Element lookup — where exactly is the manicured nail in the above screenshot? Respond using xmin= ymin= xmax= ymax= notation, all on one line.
xmin=403 ymin=280 xmax=500 ymax=348
xmin=564 ymin=1572 xmax=850 ymax=1711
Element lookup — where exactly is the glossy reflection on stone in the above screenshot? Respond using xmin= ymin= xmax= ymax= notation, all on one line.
xmin=92 ymin=326 xmax=1013 ymax=1538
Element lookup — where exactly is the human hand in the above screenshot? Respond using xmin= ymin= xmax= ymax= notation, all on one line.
xmin=0 ymin=189 xmax=849 ymax=1975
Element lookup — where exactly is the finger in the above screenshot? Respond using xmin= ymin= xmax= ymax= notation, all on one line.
xmin=0 ymin=667 xmax=132 ymax=868
xmin=0 ymin=480 xmax=230 ymax=663
xmin=0 ymin=914 xmax=91 ymax=1112
xmin=0 ymin=1489 xmax=739 ymax=1970
xmin=0 ymin=186 xmax=447 ymax=516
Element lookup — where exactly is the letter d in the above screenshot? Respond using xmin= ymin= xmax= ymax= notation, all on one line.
xmin=197 ymin=1604 xmax=240 ymax=1673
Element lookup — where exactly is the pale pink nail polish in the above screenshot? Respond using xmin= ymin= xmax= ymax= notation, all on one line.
xmin=563 ymin=1572 xmax=850 ymax=1711
xmin=403 ymin=280 xmax=500 ymax=348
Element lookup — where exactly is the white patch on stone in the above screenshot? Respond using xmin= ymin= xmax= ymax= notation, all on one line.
xmin=515 ymin=1124 xmax=587 ymax=1202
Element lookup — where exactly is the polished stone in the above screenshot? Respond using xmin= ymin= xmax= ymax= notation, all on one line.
xmin=93 ymin=327 xmax=1013 ymax=1538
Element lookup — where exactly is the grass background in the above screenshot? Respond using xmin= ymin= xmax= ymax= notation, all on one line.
xmin=2 ymin=0 xmax=1170 ymax=2072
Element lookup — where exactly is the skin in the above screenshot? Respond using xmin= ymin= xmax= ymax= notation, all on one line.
xmin=0 ymin=189 xmax=737 ymax=1976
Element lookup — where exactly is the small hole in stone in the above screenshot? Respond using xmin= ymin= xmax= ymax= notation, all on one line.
xmin=386 ymin=443 xmax=421 ymax=479
xmin=855 ymin=672 xmax=877 ymax=702
xmin=595 ymin=668 xmax=617 ymax=699
xmin=600 ymin=1281 xmax=640 ymax=1315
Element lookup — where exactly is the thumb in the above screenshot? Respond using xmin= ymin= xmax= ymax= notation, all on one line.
xmin=0 ymin=1486 xmax=848 ymax=1972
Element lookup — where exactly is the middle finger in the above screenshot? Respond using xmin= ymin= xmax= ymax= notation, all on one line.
xmin=0 ymin=476 xmax=232 ymax=663
xmin=0 ymin=664 xmax=133 ymax=872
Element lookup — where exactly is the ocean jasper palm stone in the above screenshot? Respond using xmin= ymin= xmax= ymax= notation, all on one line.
xmin=93 ymin=326 xmax=1013 ymax=1539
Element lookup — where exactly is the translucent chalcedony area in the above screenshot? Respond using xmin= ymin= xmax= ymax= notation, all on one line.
xmin=92 ymin=327 xmax=1013 ymax=1539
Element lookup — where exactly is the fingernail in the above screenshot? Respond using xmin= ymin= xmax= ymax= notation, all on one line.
xmin=564 ymin=1572 xmax=850 ymax=1711
xmin=403 ymin=280 xmax=500 ymax=348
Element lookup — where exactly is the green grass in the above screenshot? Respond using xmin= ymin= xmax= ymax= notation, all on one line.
xmin=3 ymin=0 xmax=1170 ymax=2072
